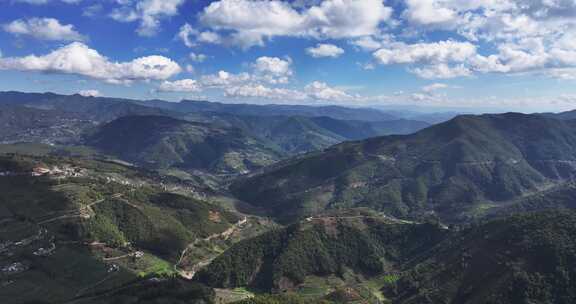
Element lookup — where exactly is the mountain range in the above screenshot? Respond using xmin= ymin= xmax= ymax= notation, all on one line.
xmin=231 ymin=113 xmax=576 ymax=223
xmin=4 ymin=91 xmax=576 ymax=303
xmin=87 ymin=115 xmax=283 ymax=174
xmin=0 ymin=92 xmax=429 ymax=173
xmin=197 ymin=209 xmax=576 ymax=304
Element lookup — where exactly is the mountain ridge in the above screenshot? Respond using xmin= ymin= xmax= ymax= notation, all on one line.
xmin=231 ymin=112 xmax=576 ymax=223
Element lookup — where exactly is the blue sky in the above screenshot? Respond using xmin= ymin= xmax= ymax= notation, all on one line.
xmin=1 ymin=0 xmax=576 ymax=112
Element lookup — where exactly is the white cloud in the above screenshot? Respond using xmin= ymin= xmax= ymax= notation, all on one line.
xmin=0 ymin=42 xmax=181 ymax=84
xmin=199 ymin=70 xmax=252 ymax=88
xmin=177 ymin=23 xmax=196 ymax=48
xmin=221 ymin=81 xmax=356 ymax=102
xmin=158 ymin=79 xmax=201 ymax=93
xmin=306 ymin=43 xmax=344 ymax=58
xmin=111 ymin=0 xmax=185 ymax=36
xmin=83 ymin=4 xmax=103 ymax=17
xmin=411 ymin=64 xmax=473 ymax=79
xmin=305 ymin=81 xmax=354 ymax=101
xmin=224 ymin=84 xmax=307 ymax=100
xmin=199 ymin=0 xmax=392 ymax=48
xmin=371 ymin=40 xmax=478 ymax=79
xmin=189 ymin=52 xmax=207 ymax=63
xmin=3 ymin=18 xmax=84 ymax=41
xmin=197 ymin=31 xmax=222 ymax=44
xmin=385 ymin=0 xmax=576 ymax=80
xmin=253 ymin=56 xmax=292 ymax=76
xmin=78 ymin=89 xmax=100 ymax=97
xmin=422 ymin=83 xmax=449 ymax=93
xmin=373 ymin=41 xmax=477 ymax=65
xmin=177 ymin=23 xmax=222 ymax=47
xmin=543 ymin=68 xmax=576 ymax=80
xmin=404 ymin=0 xmax=456 ymax=26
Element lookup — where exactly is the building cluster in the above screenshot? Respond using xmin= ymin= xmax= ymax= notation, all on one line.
xmin=1 ymin=262 xmax=28 ymax=274
xmin=31 ymin=165 xmax=87 ymax=178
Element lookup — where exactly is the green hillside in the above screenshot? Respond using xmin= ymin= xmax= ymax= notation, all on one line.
xmin=195 ymin=213 xmax=447 ymax=292
xmin=87 ymin=115 xmax=283 ymax=174
xmin=0 ymin=154 xmax=242 ymax=303
xmin=183 ymin=113 xmax=429 ymax=155
xmin=231 ymin=113 xmax=576 ymax=223
xmin=386 ymin=210 xmax=576 ymax=304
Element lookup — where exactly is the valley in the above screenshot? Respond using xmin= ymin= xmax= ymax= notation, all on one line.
xmin=1 ymin=92 xmax=576 ymax=304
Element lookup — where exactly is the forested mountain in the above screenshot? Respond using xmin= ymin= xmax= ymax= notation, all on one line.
xmin=5 ymin=90 xmax=576 ymax=304
xmin=195 ymin=213 xmax=447 ymax=292
xmin=183 ymin=113 xmax=429 ymax=154
xmin=198 ymin=210 xmax=576 ymax=304
xmin=86 ymin=115 xmax=283 ymax=174
xmin=0 ymin=91 xmax=397 ymax=122
xmin=0 ymin=154 xmax=248 ymax=303
xmin=231 ymin=113 xmax=576 ymax=223
xmin=138 ymin=99 xmax=398 ymax=121
xmin=387 ymin=210 xmax=576 ymax=304
xmin=0 ymin=91 xmax=429 ymax=157
xmin=0 ymin=91 xmax=175 ymax=122
xmin=0 ymin=105 xmax=93 ymax=144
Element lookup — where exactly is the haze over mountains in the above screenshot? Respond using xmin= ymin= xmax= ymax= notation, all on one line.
xmin=3 ymin=91 xmax=576 ymax=304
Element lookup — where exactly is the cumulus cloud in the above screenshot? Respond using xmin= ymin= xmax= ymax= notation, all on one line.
xmin=158 ymin=79 xmax=201 ymax=93
xmin=199 ymin=70 xmax=252 ymax=88
xmin=78 ymin=89 xmax=100 ymax=97
xmin=198 ymin=0 xmax=392 ymax=48
xmin=0 ymin=42 xmax=181 ymax=84
xmin=3 ymin=18 xmax=84 ymax=41
xmin=305 ymin=81 xmax=355 ymax=101
xmin=411 ymin=64 xmax=473 ymax=79
xmin=177 ymin=23 xmax=222 ymax=47
xmin=110 ymin=0 xmax=185 ymax=36
xmin=253 ymin=56 xmax=292 ymax=76
xmin=160 ymin=55 xmax=294 ymax=94
xmin=404 ymin=0 xmax=456 ymax=26
xmin=373 ymin=41 xmax=477 ymax=65
xmin=382 ymin=0 xmax=576 ymax=79
xmin=221 ymin=81 xmax=355 ymax=102
xmin=224 ymin=84 xmax=307 ymax=100
xmin=306 ymin=43 xmax=345 ymax=58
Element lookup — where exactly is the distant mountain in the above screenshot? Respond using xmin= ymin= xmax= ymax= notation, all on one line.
xmin=231 ymin=113 xmax=576 ymax=223
xmin=183 ymin=112 xmax=430 ymax=154
xmin=0 ymin=105 xmax=93 ymax=144
xmin=87 ymin=115 xmax=283 ymax=174
xmin=540 ymin=108 xmax=576 ymax=121
xmin=138 ymin=99 xmax=398 ymax=121
xmin=407 ymin=112 xmax=462 ymax=124
xmin=0 ymin=91 xmax=175 ymax=122
xmin=0 ymin=92 xmax=429 ymax=156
